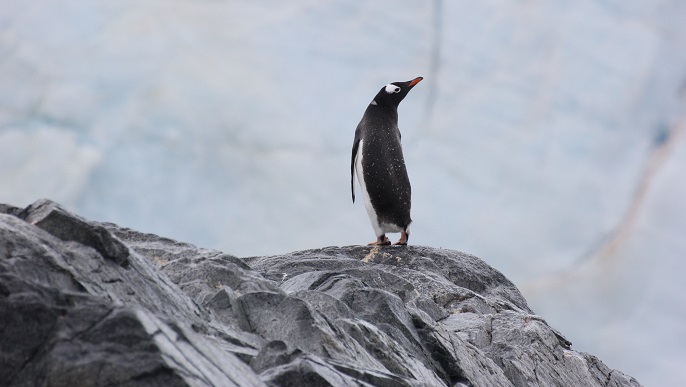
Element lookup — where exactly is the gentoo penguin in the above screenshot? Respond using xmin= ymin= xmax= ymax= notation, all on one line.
xmin=351 ymin=76 xmax=422 ymax=245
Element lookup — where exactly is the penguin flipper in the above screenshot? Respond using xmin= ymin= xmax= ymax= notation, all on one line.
xmin=351 ymin=135 xmax=360 ymax=203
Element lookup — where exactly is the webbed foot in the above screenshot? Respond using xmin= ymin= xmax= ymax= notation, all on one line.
xmin=393 ymin=231 xmax=409 ymax=245
xmin=368 ymin=235 xmax=391 ymax=246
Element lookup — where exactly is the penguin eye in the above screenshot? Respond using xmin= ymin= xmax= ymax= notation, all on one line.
xmin=385 ymin=84 xmax=402 ymax=94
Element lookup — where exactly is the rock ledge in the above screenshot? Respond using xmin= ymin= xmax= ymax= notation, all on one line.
xmin=0 ymin=199 xmax=641 ymax=386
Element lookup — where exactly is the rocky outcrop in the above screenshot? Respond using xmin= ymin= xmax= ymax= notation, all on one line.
xmin=0 ymin=199 xmax=641 ymax=386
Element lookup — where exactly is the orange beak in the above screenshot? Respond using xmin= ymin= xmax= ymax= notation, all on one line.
xmin=408 ymin=77 xmax=423 ymax=87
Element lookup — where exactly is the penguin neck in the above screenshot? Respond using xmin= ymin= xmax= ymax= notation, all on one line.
xmin=367 ymin=104 xmax=399 ymax=125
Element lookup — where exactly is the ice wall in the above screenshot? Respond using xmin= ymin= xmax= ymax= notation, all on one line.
xmin=2 ymin=1 xmax=685 ymax=385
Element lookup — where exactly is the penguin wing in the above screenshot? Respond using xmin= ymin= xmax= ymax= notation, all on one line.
xmin=351 ymin=130 xmax=361 ymax=203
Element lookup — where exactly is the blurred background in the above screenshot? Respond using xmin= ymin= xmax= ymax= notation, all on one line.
xmin=2 ymin=1 xmax=685 ymax=385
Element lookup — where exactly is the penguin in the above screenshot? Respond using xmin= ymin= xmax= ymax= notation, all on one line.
xmin=351 ymin=76 xmax=422 ymax=245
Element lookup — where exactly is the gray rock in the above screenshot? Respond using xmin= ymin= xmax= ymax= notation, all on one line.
xmin=0 ymin=199 xmax=642 ymax=386
xmin=21 ymin=198 xmax=131 ymax=267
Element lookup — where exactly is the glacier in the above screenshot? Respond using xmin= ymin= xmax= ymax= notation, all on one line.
xmin=1 ymin=1 xmax=685 ymax=385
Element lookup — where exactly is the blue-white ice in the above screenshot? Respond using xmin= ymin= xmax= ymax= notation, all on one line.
xmin=2 ymin=1 xmax=685 ymax=385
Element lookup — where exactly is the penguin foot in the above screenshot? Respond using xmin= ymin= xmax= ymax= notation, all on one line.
xmin=368 ymin=235 xmax=391 ymax=246
xmin=394 ymin=231 xmax=409 ymax=246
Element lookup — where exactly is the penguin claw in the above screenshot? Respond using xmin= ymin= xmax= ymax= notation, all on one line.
xmin=368 ymin=235 xmax=391 ymax=246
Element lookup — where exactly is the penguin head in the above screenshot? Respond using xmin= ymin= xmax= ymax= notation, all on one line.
xmin=371 ymin=76 xmax=423 ymax=107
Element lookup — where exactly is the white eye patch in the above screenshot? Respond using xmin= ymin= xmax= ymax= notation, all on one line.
xmin=385 ymin=84 xmax=401 ymax=94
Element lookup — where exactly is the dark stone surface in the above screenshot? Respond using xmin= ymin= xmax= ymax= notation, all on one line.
xmin=0 ymin=199 xmax=642 ymax=386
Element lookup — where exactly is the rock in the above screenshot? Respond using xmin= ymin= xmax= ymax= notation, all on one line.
xmin=20 ymin=198 xmax=130 ymax=267
xmin=0 ymin=199 xmax=642 ymax=386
